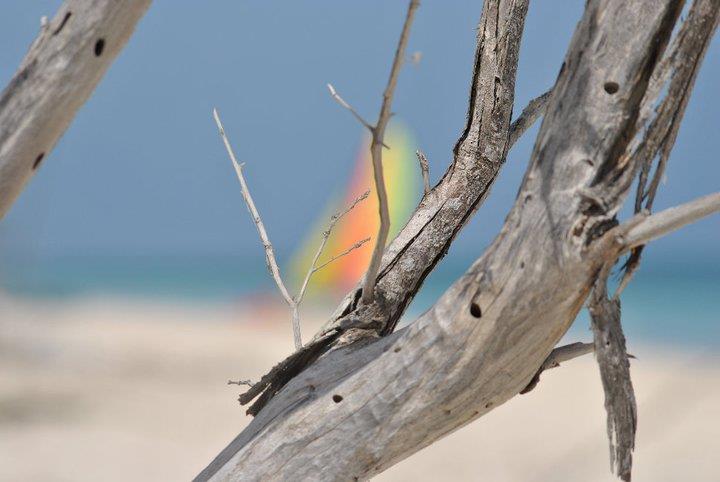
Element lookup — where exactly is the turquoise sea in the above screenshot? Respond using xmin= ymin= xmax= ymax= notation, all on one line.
xmin=1 ymin=254 xmax=718 ymax=350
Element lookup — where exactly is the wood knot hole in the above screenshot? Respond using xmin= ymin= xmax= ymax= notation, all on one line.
xmin=94 ymin=38 xmax=105 ymax=57
xmin=470 ymin=302 xmax=482 ymax=318
xmin=332 ymin=394 xmax=343 ymax=403
xmin=603 ymin=81 xmax=619 ymax=94
xmin=33 ymin=153 xmax=45 ymax=170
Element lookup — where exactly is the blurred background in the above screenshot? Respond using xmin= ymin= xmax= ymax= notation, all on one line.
xmin=0 ymin=1 xmax=718 ymax=481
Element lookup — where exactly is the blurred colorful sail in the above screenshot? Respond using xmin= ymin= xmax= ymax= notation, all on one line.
xmin=290 ymin=121 xmax=419 ymax=297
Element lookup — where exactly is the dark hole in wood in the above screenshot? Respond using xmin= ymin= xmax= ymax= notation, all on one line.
xmin=94 ymin=38 xmax=106 ymax=57
xmin=485 ymin=401 xmax=493 ymax=409
xmin=604 ymin=81 xmax=619 ymax=94
xmin=54 ymin=12 xmax=72 ymax=35
xmin=33 ymin=152 xmax=45 ymax=170
xmin=585 ymin=158 xmax=595 ymax=167
xmin=393 ymin=347 xmax=401 ymax=353
xmin=520 ymin=261 xmax=525 ymax=269
xmin=470 ymin=302 xmax=482 ymax=318
xmin=332 ymin=394 xmax=343 ymax=403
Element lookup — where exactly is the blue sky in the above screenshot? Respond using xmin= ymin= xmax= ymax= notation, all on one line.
xmin=1 ymin=1 xmax=718 ymax=271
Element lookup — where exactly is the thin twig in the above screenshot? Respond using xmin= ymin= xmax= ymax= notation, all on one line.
xmin=326 ymin=84 xmax=390 ymax=149
xmin=327 ymin=83 xmax=374 ymax=131
xmin=213 ymin=108 xmax=302 ymax=349
xmin=361 ymin=0 xmax=420 ymax=304
xmin=416 ymin=150 xmax=430 ymax=195
xmin=296 ymin=190 xmax=370 ymax=305
xmin=314 ymin=237 xmax=372 ymax=273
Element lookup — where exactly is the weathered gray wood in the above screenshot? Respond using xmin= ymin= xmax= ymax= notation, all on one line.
xmin=0 ymin=0 xmax=152 ymax=218
xmin=590 ymin=266 xmax=636 ymax=482
xmin=239 ymin=0 xmax=535 ymax=417
xmin=196 ymin=0 xmax=720 ymax=480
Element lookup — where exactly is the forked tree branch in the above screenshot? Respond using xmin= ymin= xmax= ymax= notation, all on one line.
xmin=0 ymin=0 xmax=153 ymax=218
xmin=214 ymin=107 xmax=371 ymax=349
xmin=213 ymin=109 xmax=300 ymax=346
xmin=296 ymin=190 xmax=371 ymax=306
xmin=327 ymin=0 xmax=421 ymax=305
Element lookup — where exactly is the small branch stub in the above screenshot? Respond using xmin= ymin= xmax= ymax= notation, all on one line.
xmin=416 ymin=149 xmax=430 ymax=195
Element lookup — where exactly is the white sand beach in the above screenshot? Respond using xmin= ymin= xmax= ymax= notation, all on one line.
xmin=1 ymin=295 xmax=718 ymax=481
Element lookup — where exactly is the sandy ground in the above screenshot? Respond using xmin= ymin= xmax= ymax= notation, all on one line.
xmin=1 ymin=295 xmax=718 ymax=482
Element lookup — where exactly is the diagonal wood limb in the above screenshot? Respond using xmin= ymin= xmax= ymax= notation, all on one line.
xmin=0 ymin=0 xmax=153 ymax=218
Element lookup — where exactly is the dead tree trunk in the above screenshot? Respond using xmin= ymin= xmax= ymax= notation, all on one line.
xmin=197 ymin=0 xmax=719 ymax=480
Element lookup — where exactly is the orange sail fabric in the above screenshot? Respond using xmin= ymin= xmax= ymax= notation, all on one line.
xmin=290 ymin=121 xmax=420 ymax=298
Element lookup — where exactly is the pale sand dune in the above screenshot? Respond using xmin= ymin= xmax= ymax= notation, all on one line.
xmin=0 ymin=296 xmax=718 ymax=481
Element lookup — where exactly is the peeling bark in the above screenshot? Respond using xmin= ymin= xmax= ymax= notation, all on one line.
xmin=590 ymin=269 xmax=637 ymax=482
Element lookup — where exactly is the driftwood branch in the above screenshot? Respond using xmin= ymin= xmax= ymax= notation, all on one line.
xmin=0 ymin=0 xmax=153 ymax=218
xmin=235 ymin=0 xmax=540 ymax=418
xmin=196 ymin=1 xmax=718 ymax=480
xmin=620 ymin=192 xmax=720 ymax=252
xmin=362 ymin=0 xmax=420 ymax=304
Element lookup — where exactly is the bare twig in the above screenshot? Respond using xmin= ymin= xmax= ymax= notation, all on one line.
xmin=361 ymin=0 xmax=420 ymax=304
xmin=508 ymin=89 xmax=552 ymax=146
xmin=326 ymin=83 xmax=374 ymax=131
xmin=520 ymin=342 xmax=594 ymax=394
xmin=213 ymin=108 xmax=302 ymax=349
xmin=214 ymin=108 xmax=374 ymax=349
xmin=416 ymin=150 xmax=430 ymax=195
xmin=327 ymin=0 xmax=420 ymax=304
xmin=314 ymin=237 xmax=372 ymax=273
xmin=296 ymin=190 xmax=371 ymax=305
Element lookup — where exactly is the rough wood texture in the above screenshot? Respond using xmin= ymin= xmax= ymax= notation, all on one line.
xmin=195 ymin=0 xmax=720 ymax=480
xmin=0 ymin=0 xmax=152 ymax=218
xmin=239 ymin=0 xmax=534 ymax=416
xmin=621 ymin=0 xmax=720 ymax=291
xmin=590 ymin=267 xmax=636 ymax=482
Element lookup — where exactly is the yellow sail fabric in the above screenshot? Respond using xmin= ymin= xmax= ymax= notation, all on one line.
xmin=290 ymin=121 xmax=419 ymax=298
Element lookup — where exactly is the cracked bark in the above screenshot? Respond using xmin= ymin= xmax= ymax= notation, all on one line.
xmin=239 ymin=0 xmax=535 ymax=417
xmin=198 ymin=1 xmax=717 ymax=481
